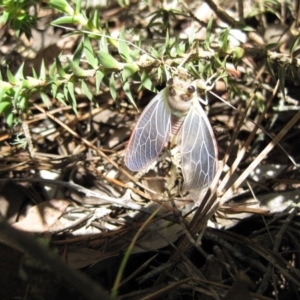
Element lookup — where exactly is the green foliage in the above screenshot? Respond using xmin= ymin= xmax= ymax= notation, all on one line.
xmin=0 ymin=0 xmax=297 ymax=128
xmin=0 ymin=0 xmax=37 ymax=39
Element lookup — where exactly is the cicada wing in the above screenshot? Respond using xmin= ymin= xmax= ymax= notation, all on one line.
xmin=179 ymin=99 xmax=218 ymax=202
xmin=125 ymin=88 xmax=172 ymax=171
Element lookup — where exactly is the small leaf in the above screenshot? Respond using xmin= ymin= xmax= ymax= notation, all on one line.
xmin=6 ymin=111 xmax=14 ymax=127
xmin=265 ymin=58 xmax=276 ymax=80
xmin=48 ymin=0 xmax=74 ymax=15
xmin=75 ymin=0 xmax=82 ymax=14
xmin=290 ymin=33 xmax=300 ymax=56
xmin=15 ymin=63 xmax=25 ymax=80
xmin=19 ymin=96 xmax=29 ymax=111
xmin=49 ymin=60 xmax=57 ymax=78
xmin=96 ymin=51 xmax=122 ymax=69
xmin=188 ymin=23 xmax=196 ymax=46
xmin=73 ymin=40 xmax=84 ymax=65
xmin=164 ymin=29 xmax=170 ymax=53
xmin=87 ymin=9 xmax=100 ymax=30
xmin=51 ymin=16 xmax=76 ymax=26
xmin=56 ymin=92 xmax=67 ymax=105
xmin=232 ymin=47 xmax=244 ymax=68
xmin=56 ymin=57 xmax=67 ymax=78
xmin=118 ymin=27 xmax=131 ymax=62
xmin=13 ymin=86 xmax=22 ymax=107
xmin=123 ymin=81 xmax=137 ymax=109
xmin=40 ymin=60 xmax=46 ymax=81
xmin=95 ymin=70 xmax=104 ymax=93
xmin=204 ymin=17 xmax=213 ymax=50
xmin=140 ymin=72 xmax=156 ymax=92
xmin=67 ymin=81 xmax=78 ymax=114
xmin=0 ymin=100 xmax=12 ymax=114
xmin=40 ymin=92 xmax=50 ymax=108
xmin=51 ymin=82 xmax=59 ymax=98
xmin=7 ymin=69 xmax=17 ymax=85
xmin=99 ymin=36 xmax=109 ymax=53
xmin=235 ymin=23 xmax=255 ymax=31
xmin=84 ymin=35 xmax=97 ymax=68
xmin=219 ymin=27 xmax=230 ymax=52
xmin=266 ymin=43 xmax=282 ymax=51
xmin=122 ymin=63 xmax=139 ymax=81
xmin=81 ymin=80 xmax=94 ymax=101
xmin=0 ymin=87 xmax=9 ymax=100
xmin=68 ymin=58 xmax=86 ymax=77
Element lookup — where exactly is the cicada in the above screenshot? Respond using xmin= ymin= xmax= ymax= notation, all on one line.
xmin=124 ymin=77 xmax=218 ymax=203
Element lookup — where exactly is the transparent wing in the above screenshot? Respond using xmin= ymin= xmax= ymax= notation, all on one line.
xmin=179 ymin=99 xmax=218 ymax=202
xmin=125 ymin=88 xmax=172 ymax=171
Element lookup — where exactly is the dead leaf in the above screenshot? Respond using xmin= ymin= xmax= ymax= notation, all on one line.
xmin=13 ymin=199 xmax=72 ymax=233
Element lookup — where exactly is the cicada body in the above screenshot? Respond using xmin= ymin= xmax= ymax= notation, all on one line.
xmin=124 ymin=77 xmax=218 ymax=203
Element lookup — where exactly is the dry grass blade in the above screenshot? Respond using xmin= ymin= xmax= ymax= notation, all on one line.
xmin=221 ymin=108 xmax=300 ymax=203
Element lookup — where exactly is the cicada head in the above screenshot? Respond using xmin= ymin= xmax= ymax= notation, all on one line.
xmin=166 ymin=77 xmax=198 ymax=118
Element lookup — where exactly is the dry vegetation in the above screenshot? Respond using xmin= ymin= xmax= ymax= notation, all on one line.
xmin=0 ymin=0 xmax=300 ymax=299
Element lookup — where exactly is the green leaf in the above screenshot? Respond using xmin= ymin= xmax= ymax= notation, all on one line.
xmin=49 ymin=60 xmax=57 ymax=78
xmin=290 ymin=33 xmax=300 ymax=56
xmin=235 ymin=23 xmax=255 ymax=31
xmin=123 ymin=81 xmax=137 ymax=109
xmin=73 ymin=40 xmax=84 ymax=65
xmin=266 ymin=43 xmax=282 ymax=50
xmin=0 ymin=100 xmax=12 ymax=114
xmin=118 ymin=27 xmax=131 ymax=62
xmin=0 ymin=97 xmax=14 ymax=127
xmin=96 ymin=51 xmax=122 ymax=69
xmin=40 ymin=92 xmax=50 ymax=108
xmin=188 ymin=23 xmax=196 ymax=46
xmin=81 ymin=80 xmax=94 ymax=101
xmin=51 ymin=16 xmax=76 ymax=26
xmin=219 ymin=27 xmax=230 ymax=52
xmin=84 ymin=35 xmax=97 ymax=68
xmin=56 ymin=91 xmax=67 ymax=105
xmin=19 ymin=96 xmax=29 ymax=111
xmin=204 ymin=17 xmax=214 ymax=50
xmin=6 ymin=110 xmax=14 ymax=127
xmin=157 ymin=66 xmax=163 ymax=82
xmin=40 ymin=60 xmax=46 ymax=81
xmin=95 ymin=70 xmax=104 ymax=93
xmin=99 ymin=36 xmax=109 ymax=53
xmin=68 ymin=58 xmax=86 ymax=77
xmin=1 ymin=11 xmax=9 ymax=24
xmin=232 ymin=47 xmax=244 ymax=68
xmin=67 ymin=81 xmax=78 ymax=114
xmin=15 ymin=63 xmax=25 ymax=80
xmin=13 ymin=86 xmax=22 ymax=107
xmin=87 ymin=9 xmax=100 ymax=31
xmin=56 ymin=57 xmax=67 ymax=78
xmin=48 ymin=0 xmax=74 ymax=15
xmin=140 ymin=72 xmax=156 ymax=92
xmin=0 ymin=87 xmax=9 ymax=100
xmin=51 ymin=82 xmax=59 ymax=98
xmin=164 ymin=29 xmax=170 ymax=54
xmin=7 ymin=69 xmax=17 ymax=85
xmin=75 ymin=0 xmax=82 ymax=14
xmin=266 ymin=57 xmax=276 ymax=80
xmin=122 ymin=63 xmax=139 ymax=81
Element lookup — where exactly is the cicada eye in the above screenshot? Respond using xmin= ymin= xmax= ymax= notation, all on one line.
xmin=187 ymin=85 xmax=195 ymax=94
xmin=168 ymin=78 xmax=174 ymax=86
